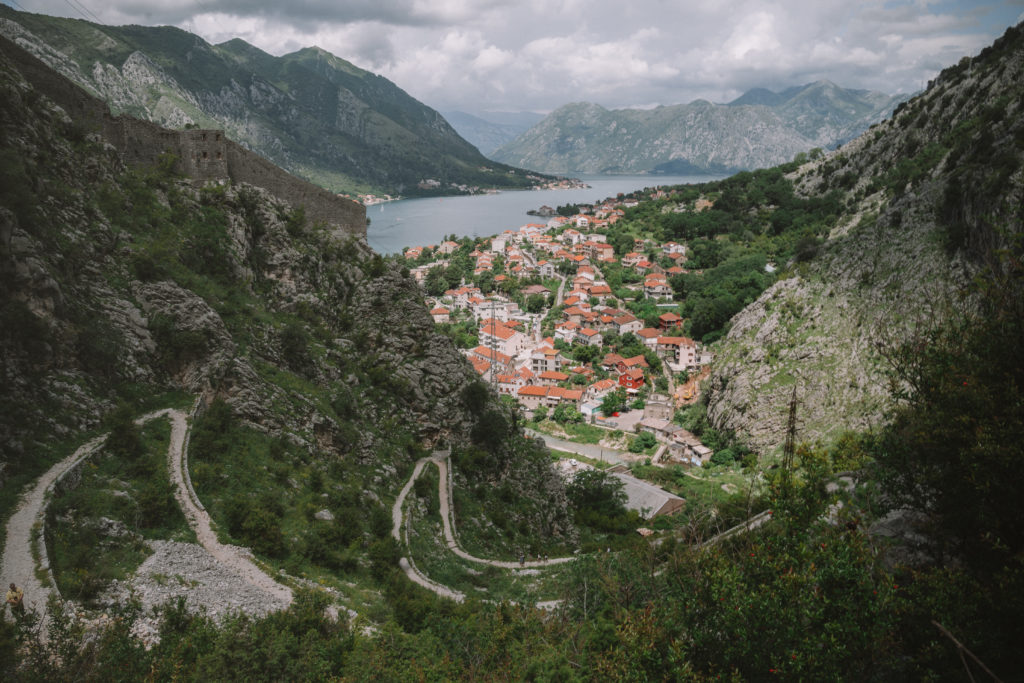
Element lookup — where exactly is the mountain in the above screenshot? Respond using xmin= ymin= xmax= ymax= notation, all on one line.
xmin=492 ymin=81 xmax=908 ymax=174
xmin=0 ymin=29 xmax=572 ymax=619
xmin=701 ymin=30 xmax=1024 ymax=452
xmin=441 ymin=110 xmax=545 ymax=156
xmin=0 ymin=6 xmax=549 ymax=197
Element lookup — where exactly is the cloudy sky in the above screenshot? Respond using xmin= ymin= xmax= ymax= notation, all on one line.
xmin=5 ymin=0 xmax=1024 ymax=115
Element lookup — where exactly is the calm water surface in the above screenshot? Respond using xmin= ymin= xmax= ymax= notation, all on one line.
xmin=366 ymin=173 xmax=724 ymax=254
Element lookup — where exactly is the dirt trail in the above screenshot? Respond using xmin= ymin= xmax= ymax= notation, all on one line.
xmin=389 ymin=451 xmax=574 ymax=604
xmin=391 ymin=458 xmax=465 ymax=601
xmin=1 ymin=433 xmax=106 ymax=625
xmin=432 ymin=454 xmax=574 ymax=569
xmin=1 ymin=408 xmax=291 ymax=632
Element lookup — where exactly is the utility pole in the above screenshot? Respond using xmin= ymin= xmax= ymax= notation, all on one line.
xmin=781 ymin=385 xmax=799 ymax=473
xmin=489 ymin=296 xmax=498 ymax=393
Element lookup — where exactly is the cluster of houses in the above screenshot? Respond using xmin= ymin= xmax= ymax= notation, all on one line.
xmin=406 ymin=188 xmax=721 ymax=469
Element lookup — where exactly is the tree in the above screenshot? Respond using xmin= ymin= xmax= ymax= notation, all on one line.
xmin=629 ymin=431 xmax=656 ymax=453
xmin=875 ymin=253 xmax=1024 ymax=571
xmin=526 ymin=293 xmax=546 ymax=313
xmin=566 ymin=469 xmax=630 ymax=531
xmin=601 ymin=388 xmax=628 ymax=416
xmin=552 ymin=403 xmax=583 ymax=424
xmin=424 ymin=266 xmax=447 ymax=296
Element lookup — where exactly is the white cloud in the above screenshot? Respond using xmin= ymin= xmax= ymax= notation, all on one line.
xmin=13 ymin=0 xmax=1022 ymax=112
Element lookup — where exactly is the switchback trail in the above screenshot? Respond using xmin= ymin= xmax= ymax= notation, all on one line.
xmin=391 ymin=450 xmax=575 ymax=602
xmin=1 ymin=407 xmax=291 ymax=633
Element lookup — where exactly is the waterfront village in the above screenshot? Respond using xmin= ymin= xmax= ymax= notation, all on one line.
xmin=400 ymin=188 xmax=723 ymax=480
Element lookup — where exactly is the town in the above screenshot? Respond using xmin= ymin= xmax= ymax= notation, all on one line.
xmin=401 ymin=188 xmax=721 ymax=470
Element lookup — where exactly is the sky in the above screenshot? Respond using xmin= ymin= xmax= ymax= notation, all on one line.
xmin=4 ymin=0 xmax=1024 ymax=116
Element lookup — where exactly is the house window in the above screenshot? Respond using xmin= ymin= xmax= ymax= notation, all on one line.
xmin=202 ymin=151 xmax=208 ymax=159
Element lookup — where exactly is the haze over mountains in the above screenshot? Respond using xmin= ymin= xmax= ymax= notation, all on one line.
xmin=491 ymin=81 xmax=909 ymax=174
xmin=0 ymin=5 xmax=549 ymax=197
xmin=441 ymin=110 xmax=544 ymax=157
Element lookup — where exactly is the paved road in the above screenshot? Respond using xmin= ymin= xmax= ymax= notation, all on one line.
xmin=554 ymin=274 xmax=568 ymax=305
xmin=524 ymin=428 xmax=630 ymax=465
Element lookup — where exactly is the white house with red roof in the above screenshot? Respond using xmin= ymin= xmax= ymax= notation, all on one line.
xmin=613 ymin=313 xmax=643 ymax=335
xmin=576 ymin=327 xmax=603 ymax=347
xmin=644 ymin=273 xmax=672 ymax=299
xmin=657 ymin=336 xmax=698 ymax=369
xmin=636 ymin=327 xmax=661 ymax=349
xmin=479 ymin=320 xmax=528 ymax=357
xmin=438 ymin=240 xmax=460 ymax=255
xmin=430 ymin=307 xmax=450 ymax=323
xmin=586 ymin=378 xmax=618 ymax=402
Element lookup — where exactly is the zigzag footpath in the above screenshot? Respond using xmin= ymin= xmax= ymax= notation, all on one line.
xmin=1 ymin=407 xmax=292 ymax=636
xmin=391 ymin=450 xmax=575 ymax=604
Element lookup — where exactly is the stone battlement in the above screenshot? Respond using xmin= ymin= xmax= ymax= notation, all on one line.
xmin=0 ymin=35 xmax=366 ymax=238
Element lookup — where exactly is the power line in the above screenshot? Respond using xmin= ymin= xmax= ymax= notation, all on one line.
xmin=61 ymin=0 xmax=101 ymax=25
xmin=5 ymin=0 xmax=29 ymax=13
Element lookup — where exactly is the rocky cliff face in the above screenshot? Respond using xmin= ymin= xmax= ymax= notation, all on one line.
xmin=704 ymin=26 xmax=1024 ymax=453
xmin=0 ymin=6 xmax=544 ymax=196
xmin=492 ymin=82 xmax=906 ymax=175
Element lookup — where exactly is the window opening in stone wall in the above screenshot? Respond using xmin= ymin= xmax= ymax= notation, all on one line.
xmin=203 ymin=151 xmax=208 ymax=159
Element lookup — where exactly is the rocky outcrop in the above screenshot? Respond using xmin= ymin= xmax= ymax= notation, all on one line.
xmin=704 ymin=24 xmax=1024 ymax=453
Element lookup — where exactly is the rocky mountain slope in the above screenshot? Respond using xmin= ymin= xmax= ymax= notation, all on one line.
xmin=704 ymin=25 xmax=1024 ymax=453
xmin=0 ymin=34 xmax=572 ymax=567
xmin=492 ymin=81 xmax=907 ymax=174
xmin=0 ymin=6 xmax=548 ymax=197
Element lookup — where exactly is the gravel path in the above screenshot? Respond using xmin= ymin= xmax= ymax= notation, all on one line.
xmin=391 ymin=458 xmax=465 ymax=601
xmin=433 ymin=454 xmax=573 ymax=569
xmin=389 ymin=451 xmax=575 ymax=604
xmin=1 ymin=433 xmax=107 ymax=625
xmin=1 ymin=407 xmax=292 ymax=635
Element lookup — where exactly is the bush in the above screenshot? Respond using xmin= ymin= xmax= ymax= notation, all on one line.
xmin=630 ymin=431 xmax=657 ymax=452
xmin=710 ymin=447 xmax=736 ymax=466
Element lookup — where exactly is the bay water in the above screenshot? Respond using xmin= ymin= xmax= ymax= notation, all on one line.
xmin=365 ymin=173 xmax=724 ymax=254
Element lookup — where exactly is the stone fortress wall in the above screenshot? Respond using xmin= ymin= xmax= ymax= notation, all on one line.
xmin=0 ymin=35 xmax=366 ymax=238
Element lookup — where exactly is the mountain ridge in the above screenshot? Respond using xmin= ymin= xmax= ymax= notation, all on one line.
xmin=0 ymin=6 xmax=549 ymax=197
xmin=493 ymin=82 xmax=908 ymax=174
